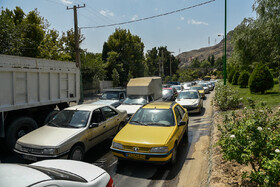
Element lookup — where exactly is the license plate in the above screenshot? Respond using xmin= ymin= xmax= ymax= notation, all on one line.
xmin=127 ymin=153 xmax=145 ymax=160
xmin=23 ymin=155 xmax=37 ymax=161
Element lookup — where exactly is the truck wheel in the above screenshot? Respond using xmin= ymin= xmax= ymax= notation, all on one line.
xmin=5 ymin=117 xmax=38 ymax=151
xmin=68 ymin=145 xmax=84 ymax=161
xmin=44 ymin=110 xmax=59 ymax=124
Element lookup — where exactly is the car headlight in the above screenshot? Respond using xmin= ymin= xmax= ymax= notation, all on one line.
xmin=150 ymin=146 xmax=168 ymax=153
xmin=42 ymin=148 xmax=59 ymax=155
xmin=15 ymin=143 xmax=23 ymax=151
xmin=112 ymin=142 xmax=124 ymax=149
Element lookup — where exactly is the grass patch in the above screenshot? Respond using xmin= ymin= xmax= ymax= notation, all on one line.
xmin=228 ymin=83 xmax=280 ymax=108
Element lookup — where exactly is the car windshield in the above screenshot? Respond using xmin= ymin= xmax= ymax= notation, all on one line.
xmin=122 ymin=96 xmax=148 ymax=105
xmin=48 ymin=110 xmax=90 ymax=128
xmin=191 ymin=87 xmax=203 ymax=90
xmin=178 ymin=91 xmax=199 ymax=99
xmin=199 ymin=84 xmax=207 ymax=87
xmin=26 ymin=165 xmax=86 ymax=183
xmin=100 ymin=91 xmax=119 ymax=100
xmin=162 ymin=89 xmax=172 ymax=97
xmin=172 ymin=86 xmax=181 ymax=91
xmin=130 ymin=108 xmax=174 ymax=126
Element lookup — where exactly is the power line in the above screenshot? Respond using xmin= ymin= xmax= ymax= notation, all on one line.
xmin=80 ymin=0 xmax=216 ymax=29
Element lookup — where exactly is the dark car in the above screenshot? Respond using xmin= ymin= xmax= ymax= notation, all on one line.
xmin=162 ymin=87 xmax=178 ymax=101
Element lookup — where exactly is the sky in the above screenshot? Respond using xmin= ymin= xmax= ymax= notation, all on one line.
xmin=1 ymin=0 xmax=256 ymax=56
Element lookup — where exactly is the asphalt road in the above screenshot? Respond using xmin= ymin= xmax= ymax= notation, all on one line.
xmin=0 ymin=91 xmax=214 ymax=187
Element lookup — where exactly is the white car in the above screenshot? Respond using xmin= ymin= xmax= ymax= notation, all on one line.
xmin=117 ymin=95 xmax=154 ymax=118
xmin=14 ymin=104 xmax=127 ymax=161
xmin=176 ymin=90 xmax=203 ymax=114
xmin=91 ymin=89 xmax=126 ymax=108
xmin=0 ymin=159 xmax=115 ymax=187
xmin=182 ymin=82 xmax=192 ymax=90
xmin=198 ymin=83 xmax=210 ymax=94
xmin=171 ymin=85 xmax=183 ymax=93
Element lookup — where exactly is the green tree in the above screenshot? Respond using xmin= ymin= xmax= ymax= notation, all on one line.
xmin=232 ymin=71 xmax=240 ymax=85
xmin=145 ymin=47 xmax=159 ymax=76
xmin=112 ymin=68 xmax=120 ymax=87
xmin=190 ymin=58 xmax=200 ymax=68
xmin=214 ymin=57 xmax=223 ymax=71
xmin=21 ymin=9 xmax=45 ymax=57
xmin=81 ymin=53 xmax=106 ymax=83
xmin=104 ymin=28 xmax=145 ymax=86
xmin=210 ymin=55 xmax=215 ymax=67
xmin=248 ymin=63 xmax=274 ymax=94
xmin=238 ymin=71 xmax=250 ymax=88
xmin=228 ymin=69 xmax=236 ymax=84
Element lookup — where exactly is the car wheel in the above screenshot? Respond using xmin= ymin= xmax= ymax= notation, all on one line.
xmin=170 ymin=144 xmax=177 ymax=165
xmin=5 ymin=117 xmax=38 ymax=151
xmin=68 ymin=145 xmax=84 ymax=161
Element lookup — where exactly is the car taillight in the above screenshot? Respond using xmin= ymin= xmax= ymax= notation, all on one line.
xmin=106 ymin=177 xmax=115 ymax=187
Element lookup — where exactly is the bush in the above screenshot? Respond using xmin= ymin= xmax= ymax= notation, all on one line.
xmin=228 ymin=69 xmax=235 ymax=83
xmin=213 ymin=81 xmax=242 ymax=111
xmin=218 ymin=102 xmax=280 ymax=186
xmin=273 ymin=78 xmax=279 ymax=85
xmin=238 ymin=71 xmax=250 ymax=88
xmin=248 ymin=63 xmax=274 ymax=94
xmin=232 ymin=71 xmax=240 ymax=85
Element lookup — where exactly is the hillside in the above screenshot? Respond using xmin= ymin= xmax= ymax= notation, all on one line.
xmin=177 ymin=32 xmax=233 ymax=68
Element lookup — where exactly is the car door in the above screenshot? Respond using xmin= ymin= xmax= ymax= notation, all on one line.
xmin=174 ymin=105 xmax=187 ymax=141
xmin=85 ymin=108 xmax=106 ymax=149
xmin=100 ymin=106 xmax=120 ymax=140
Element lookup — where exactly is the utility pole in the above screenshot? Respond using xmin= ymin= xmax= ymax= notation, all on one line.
xmin=161 ymin=50 xmax=164 ymax=78
xmin=224 ymin=0 xmax=227 ymax=85
xmin=67 ymin=4 xmax=85 ymax=103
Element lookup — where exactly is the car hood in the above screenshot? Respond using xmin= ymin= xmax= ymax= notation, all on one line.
xmin=92 ymin=100 xmax=119 ymax=105
xmin=117 ymin=104 xmax=142 ymax=115
xmin=17 ymin=125 xmax=84 ymax=147
xmin=176 ymin=99 xmax=198 ymax=106
xmin=114 ymin=124 xmax=175 ymax=145
xmin=32 ymin=159 xmax=109 ymax=183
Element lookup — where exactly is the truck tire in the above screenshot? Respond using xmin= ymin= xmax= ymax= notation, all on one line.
xmin=5 ymin=117 xmax=38 ymax=151
xmin=44 ymin=110 xmax=59 ymax=124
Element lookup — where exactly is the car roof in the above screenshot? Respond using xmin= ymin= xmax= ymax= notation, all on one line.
xmin=180 ymin=90 xmax=199 ymax=93
xmin=0 ymin=164 xmax=51 ymax=186
xmin=65 ymin=104 xmax=109 ymax=111
xmin=142 ymin=101 xmax=175 ymax=109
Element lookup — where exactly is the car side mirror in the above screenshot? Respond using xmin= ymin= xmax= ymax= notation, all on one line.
xmin=178 ymin=121 xmax=186 ymax=126
xmin=89 ymin=122 xmax=99 ymax=128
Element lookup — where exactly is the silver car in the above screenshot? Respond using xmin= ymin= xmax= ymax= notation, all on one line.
xmin=14 ymin=104 xmax=127 ymax=161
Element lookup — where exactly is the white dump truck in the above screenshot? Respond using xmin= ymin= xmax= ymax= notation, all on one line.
xmin=0 ymin=54 xmax=80 ymax=150
xmin=117 ymin=77 xmax=162 ymax=117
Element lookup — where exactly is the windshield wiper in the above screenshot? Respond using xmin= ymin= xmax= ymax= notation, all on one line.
xmin=130 ymin=120 xmax=146 ymax=126
xmin=148 ymin=122 xmax=170 ymax=127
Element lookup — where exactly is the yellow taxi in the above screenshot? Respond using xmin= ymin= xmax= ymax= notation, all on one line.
xmin=111 ymin=101 xmax=188 ymax=164
xmin=190 ymin=85 xmax=205 ymax=99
